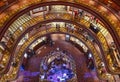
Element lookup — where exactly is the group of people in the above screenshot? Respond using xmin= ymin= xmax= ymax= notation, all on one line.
xmin=21 ymin=49 xmax=36 ymax=70
xmin=65 ymin=23 xmax=75 ymax=33
xmin=74 ymin=8 xmax=99 ymax=25
xmin=78 ymin=9 xmax=84 ymax=18
xmin=85 ymin=52 xmax=95 ymax=70
xmin=74 ymin=9 xmax=84 ymax=20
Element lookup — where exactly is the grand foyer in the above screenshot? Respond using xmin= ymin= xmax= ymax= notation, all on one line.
xmin=0 ymin=0 xmax=120 ymax=82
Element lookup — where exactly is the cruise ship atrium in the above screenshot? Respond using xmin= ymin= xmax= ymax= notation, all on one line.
xmin=0 ymin=0 xmax=120 ymax=82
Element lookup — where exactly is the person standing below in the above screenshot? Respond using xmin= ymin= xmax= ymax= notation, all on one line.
xmin=0 ymin=41 xmax=10 ymax=51
xmin=56 ymin=23 xmax=60 ymax=31
xmin=49 ymin=40 xmax=54 ymax=47
xmin=71 ymin=25 xmax=74 ymax=33
xmin=74 ymin=10 xmax=78 ymax=20
xmin=78 ymin=9 xmax=84 ymax=20
xmin=65 ymin=23 xmax=69 ymax=32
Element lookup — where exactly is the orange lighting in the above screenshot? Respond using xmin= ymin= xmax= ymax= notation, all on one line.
xmin=9 ymin=4 xmax=19 ymax=10
xmin=89 ymin=0 xmax=95 ymax=5
xmin=99 ymin=6 xmax=108 ymax=12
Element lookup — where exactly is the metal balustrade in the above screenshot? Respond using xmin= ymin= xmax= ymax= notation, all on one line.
xmin=0 ymin=12 xmax=119 ymax=75
xmin=0 ymin=0 xmax=119 ymax=40
xmin=0 ymin=6 xmax=115 ymax=51
xmin=0 ymin=14 xmax=33 ymax=73
xmin=97 ymin=32 xmax=120 ymax=74
xmin=0 ymin=27 xmax=111 ymax=81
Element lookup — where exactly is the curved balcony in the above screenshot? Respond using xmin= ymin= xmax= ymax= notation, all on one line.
xmin=0 ymin=14 xmax=103 ymax=71
xmin=0 ymin=0 xmax=119 ymax=48
xmin=0 ymin=27 xmax=111 ymax=81
xmin=1 ymin=10 xmax=120 ymax=73
xmin=0 ymin=12 xmax=119 ymax=80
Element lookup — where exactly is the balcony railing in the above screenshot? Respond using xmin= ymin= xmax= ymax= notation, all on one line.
xmin=0 ymin=12 xmax=119 ymax=76
xmin=0 ymin=27 xmax=112 ymax=81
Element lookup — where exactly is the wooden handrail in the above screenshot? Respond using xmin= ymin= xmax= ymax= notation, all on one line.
xmin=0 ymin=12 xmax=119 ymax=75
xmin=1 ymin=2 xmax=119 ymax=50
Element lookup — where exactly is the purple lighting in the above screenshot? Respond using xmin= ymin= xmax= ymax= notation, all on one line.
xmin=47 ymin=66 xmax=74 ymax=82
xmin=84 ymin=72 xmax=92 ymax=78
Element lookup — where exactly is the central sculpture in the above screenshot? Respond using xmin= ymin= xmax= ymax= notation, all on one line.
xmin=39 ymin=49 xmax=76 ymax=82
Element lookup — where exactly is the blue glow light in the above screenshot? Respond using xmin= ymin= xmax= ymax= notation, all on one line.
xmin=47 ymin=66 xmax=74 ymax=82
